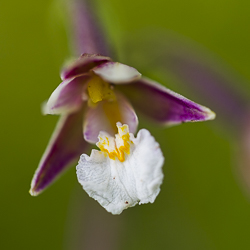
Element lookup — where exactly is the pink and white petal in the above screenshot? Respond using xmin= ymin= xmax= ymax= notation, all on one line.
xmin=30 ymin=107 xmax=88 ymax=196
xmin=44 ymin=74 xmax=89 ymax=115
xmin=84 ymin=93 xmax=138 ymax=144
xmin=117 ymin=93 xmax=138 ymax=134
xmin=92 ymin=62 xmax=141 ymax=84
xmin=61 ymin=54 xmax=111 ymax=80
xmin=84 ymin=103 xmax=113 ymax=144
xmin=117 ymin=77 xmax=215 ymax=125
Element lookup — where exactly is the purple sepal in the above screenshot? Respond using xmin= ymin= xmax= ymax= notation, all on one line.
xmin=30 ymin=108 xmax=88 ymax=196
xmin=61 ymin=54 xmax=111 ymax=80
xmin=117 ymin=77 xmax=215 ymax=125
xmin=45 ymin=74 xmax=90 ymax=115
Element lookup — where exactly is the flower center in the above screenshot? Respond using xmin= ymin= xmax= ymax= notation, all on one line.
xmin=97 ymin=124 xmax=133 ymax=162
xmin=87 ymin=75 xmax=116 ymax=104
xmin=87 ymin=74 xmax=122 ymax=132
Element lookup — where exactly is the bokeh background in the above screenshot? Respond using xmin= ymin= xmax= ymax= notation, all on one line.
xmin=2 ymin=0 xmax=250 ymax=249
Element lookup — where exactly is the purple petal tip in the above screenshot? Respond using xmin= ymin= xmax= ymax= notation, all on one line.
xmin=117 ymin=77 xmax=216 ymax=125
xmin=204 ymin=108 xmax=216 ymax=121
xmin=29 ymin=188 xmax=39 ymax=197
xmin=30 ymin=109 xmax=88 ymax=196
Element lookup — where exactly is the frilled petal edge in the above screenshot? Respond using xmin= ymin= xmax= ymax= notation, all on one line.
xmin=30 ymin=108 xmax=88 ymax=196
xmin=61 ymin=53 xmax=111 ymax=80
xmin=77 ymin=123 xmax=164 ymax=214
xmin=44 ymin=74 xmax=89 ymax=115
xmin=117 ymin=77 xmax=215 ymax=125
xmin=92 ymin=61 xmax=141 ymax=84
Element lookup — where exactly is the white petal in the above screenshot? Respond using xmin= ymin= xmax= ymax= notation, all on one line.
xmin=92 ymin=62 xmax=141 ymax=84
xmin=76 ymin=124 xmax=164 ymax=214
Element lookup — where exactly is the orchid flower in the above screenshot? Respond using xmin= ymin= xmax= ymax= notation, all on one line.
xmin=30 ymin=52 xmax=215 ymax=197
xmin=29 ymin=0 xmax=215 ymax=207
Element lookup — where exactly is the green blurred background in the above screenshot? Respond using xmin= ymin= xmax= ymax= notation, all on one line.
xmin=1 ymin=0 xmax=250 ymax=249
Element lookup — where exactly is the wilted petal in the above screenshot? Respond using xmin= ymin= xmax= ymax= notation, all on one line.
xmin=77 ymin=124 xmax=164 ymax=214
xmin=84 ymin=93 xmax=138 ymax=143
xmin=44 ymin=74 xmax=89 ymax=115
xmin=93 ymin=62 xmax=141 ymax=84
xmin=61 ymin=54 xmax=111 ymax=80
xmin=117 ymin=77 xmax=215 ymax=125
xmin=30 ymin=108 xmax=88 ymax=196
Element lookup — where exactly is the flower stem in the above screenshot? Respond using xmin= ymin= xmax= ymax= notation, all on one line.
xmin=67 ymin=0 xmax=110 ymax=56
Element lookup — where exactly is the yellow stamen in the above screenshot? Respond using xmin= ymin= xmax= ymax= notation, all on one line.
xmin=97 ymin=125 xmax=132 ymax=162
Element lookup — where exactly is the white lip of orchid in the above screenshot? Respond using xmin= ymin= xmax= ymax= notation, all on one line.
xmin=76 ymin=123 xmax=164 ymax=215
